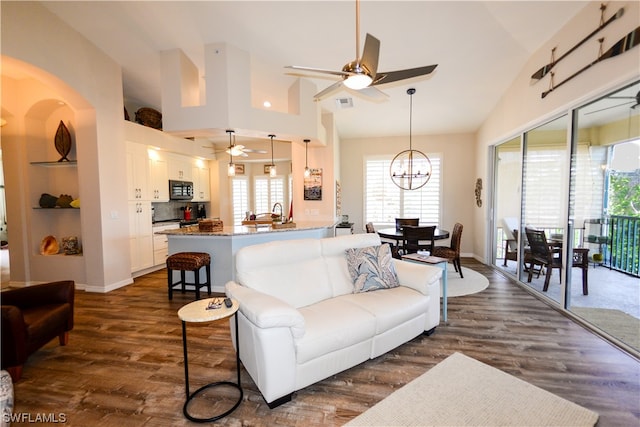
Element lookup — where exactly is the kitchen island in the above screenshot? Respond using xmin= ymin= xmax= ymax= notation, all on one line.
xmin=157 ymin=222 xmax=336 ymax=292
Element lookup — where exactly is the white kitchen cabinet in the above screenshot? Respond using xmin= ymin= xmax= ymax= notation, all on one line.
xmin=149 ymin=155 xmax=169 ymax=201
xmin=129 ymin=200 xmax=154 ymax=272
xmin=191 ymin=163 xmax=210 ymax=201
xmin=153 ymin=222 xmax=179 ymax=265
xmin=167 ymin=153 xmax=192 ymax=181
xmin=126 ymin=142 xmax=150 ymax=201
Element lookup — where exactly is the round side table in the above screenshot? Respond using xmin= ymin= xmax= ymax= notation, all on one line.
xmin=178 ymin=298 xmax=242 ymax=422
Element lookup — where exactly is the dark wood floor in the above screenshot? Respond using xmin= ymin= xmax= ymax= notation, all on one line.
xmin=11 ymin=259 xmax=640 ymax=426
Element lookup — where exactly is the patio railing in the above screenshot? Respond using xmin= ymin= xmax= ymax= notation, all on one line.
xmin=609 ymin=215 xmax=640 ymax=277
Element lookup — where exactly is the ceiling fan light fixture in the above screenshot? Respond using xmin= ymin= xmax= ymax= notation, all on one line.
xmin=344 ymin=73 xmax=372 ymax=90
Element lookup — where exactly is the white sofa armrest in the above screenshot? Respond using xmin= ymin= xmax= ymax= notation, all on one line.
xmin=225 ymin=281 xmax=305 ymax=339
xmin=392 ymin=260 xmax=442 ymax=296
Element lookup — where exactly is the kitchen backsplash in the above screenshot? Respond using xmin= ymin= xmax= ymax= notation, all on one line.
xmin=152 ymin=201 xmax=209 ymax=222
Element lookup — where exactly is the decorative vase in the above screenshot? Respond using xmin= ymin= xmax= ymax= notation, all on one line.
xmin=61 ymin=236 xmax=80 ymax=255
xmin=54 ymin=120 xmax=72 ymax=162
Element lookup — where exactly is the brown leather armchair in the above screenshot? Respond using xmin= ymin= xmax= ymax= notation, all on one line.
xmin=1 ymin=280 xmax=75 ymax=381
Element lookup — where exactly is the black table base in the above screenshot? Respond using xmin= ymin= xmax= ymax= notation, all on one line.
xmin=182 ymin=313 xmax=243 ymax=422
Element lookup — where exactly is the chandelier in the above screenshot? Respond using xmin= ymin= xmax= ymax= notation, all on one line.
xmin=390 ymin=88 xmax=432 ymax=190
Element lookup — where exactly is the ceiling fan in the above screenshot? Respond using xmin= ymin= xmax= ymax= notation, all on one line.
xmin=285 ymin=0 xmax=438 ymax=101
xmin=202 ymin=136 xmax=268 ymax=157
xmin=585 ymin=90 xmax=640 ymax=115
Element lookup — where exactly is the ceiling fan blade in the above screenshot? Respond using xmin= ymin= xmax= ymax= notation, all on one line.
xmin=285 ymin=65 xmax=350 ymax=78
xmin=372 ymin=64 xmax=438 ymax=86
xmin=351 ymin=85 xmax=389 ymax=102
xmin=244 ymin=149 xmax=268 ymax=154
xmin=584 ymin=100 xmax=634 ymax=115
xmin=360 ymin=33 xmax=380 ymax=78
xmin=314 ymin=81 xmax=346 ymax=100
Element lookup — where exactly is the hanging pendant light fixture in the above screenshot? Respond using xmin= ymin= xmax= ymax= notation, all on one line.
xmin=303 ymin=139 xmax=311 ymax=178
xmin=390 ymin=88 xmax=432 ymax=190
xmin=226 ymin=129 xmax=236 ymax=177
xmin=269 ymin=134 xmax=277 ymax=177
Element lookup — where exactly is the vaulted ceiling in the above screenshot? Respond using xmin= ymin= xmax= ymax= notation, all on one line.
xmin=41 ymin=1 xmax=590 ymax=139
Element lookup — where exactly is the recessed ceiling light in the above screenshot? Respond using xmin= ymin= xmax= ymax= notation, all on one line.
xmin=263 ymin=101 xmax=272 ymax=108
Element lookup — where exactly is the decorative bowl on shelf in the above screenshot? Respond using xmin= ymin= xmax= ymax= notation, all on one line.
xmin=40 ymin=235 xmax=59 ymax=255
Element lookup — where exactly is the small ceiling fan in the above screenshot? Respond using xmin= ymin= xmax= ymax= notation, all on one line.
xmin=585 ymin=90 xmax=640 ymax=115
xmin=285 ymin=0 xmax=438 ymax=101
xmin=202 ymin=136 xmax=268 ymax=157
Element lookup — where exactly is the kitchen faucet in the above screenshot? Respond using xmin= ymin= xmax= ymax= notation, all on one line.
xmin=272 ymin=202 xmax=284 ymax=223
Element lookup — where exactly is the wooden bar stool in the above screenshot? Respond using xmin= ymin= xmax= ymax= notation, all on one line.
xmin=166 ymin=252 xmax=212 ymax=300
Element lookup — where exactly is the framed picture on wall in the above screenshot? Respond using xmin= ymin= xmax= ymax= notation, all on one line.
xmin=234 ymin=164 xmax=245 ymax=175
xmin=304 ymin=168 xmax=322 ymax=200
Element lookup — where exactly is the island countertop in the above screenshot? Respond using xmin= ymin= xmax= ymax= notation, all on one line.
xmin=163 ymin=220 xmax=338 ymax=292
xmin=156 ymin=221 xmax=337 ymax=236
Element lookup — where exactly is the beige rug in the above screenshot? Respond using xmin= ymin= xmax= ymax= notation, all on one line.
xmin=572 ymin=307 xmax=640 ymax=350
xmin=345 ymin=352 xmax=598 ymax=427
xmin=445 ymin=266 xmax=489 ymax=297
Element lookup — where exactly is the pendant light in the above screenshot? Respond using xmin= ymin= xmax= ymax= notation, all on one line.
xmin=390 ymin=88 xmax=432 ymax=190
xmin=303 ymin=139 xmax=311 ymax=178
xmin=226 ymin=129 xmax=235 ymax=177
xmin=269 ymin=134 xmax=277 ymax=177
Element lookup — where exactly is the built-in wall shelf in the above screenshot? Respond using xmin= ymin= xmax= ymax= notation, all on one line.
xmin=30 ymin=160 xmax=77 ymax=167
xmin=32 ymin=207 xmax=80 ymax=210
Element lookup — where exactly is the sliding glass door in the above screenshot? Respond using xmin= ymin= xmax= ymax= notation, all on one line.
xmin=491 ymin=80 xmax=639 ymax=354
xmin=493 ymin=137 xmax=521 ymax=275
xmin=519 ymin=115 xmax=569 ymax=304
xmin=569 ymin=81 xmax=640 ymax=352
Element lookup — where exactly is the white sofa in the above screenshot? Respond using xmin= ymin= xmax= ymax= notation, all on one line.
xmin=225 ymin=233 xmax=442 ymax=408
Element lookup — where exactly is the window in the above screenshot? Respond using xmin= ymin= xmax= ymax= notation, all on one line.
xmin=231 ymin=177 xmax=248 ymax=226
xmin=254 ymin=176 xmax=284 ymax=215
xmin=364 ymin=155 xmax=441 ymax=226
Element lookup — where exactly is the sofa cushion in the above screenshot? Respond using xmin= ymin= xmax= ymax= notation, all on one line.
xmin=346 ymin=245 xmax=399 ymax=293
xmin=340 ymin=287 xmax=430 ymax=334
xmin=296 ymin=298 xmax=376 ymax=364
xmin=321 ymin=233 xmax=383 ymax=297
xmin=235 ymin=239 xmax=333 ymax=308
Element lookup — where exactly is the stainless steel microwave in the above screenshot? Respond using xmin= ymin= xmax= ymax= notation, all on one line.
xmin=169 ymin=180 xmax=193 ymax=200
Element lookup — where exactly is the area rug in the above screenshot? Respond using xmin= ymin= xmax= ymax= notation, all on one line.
xmin=445 ymin=265 xmax=489 ymax=297
xmin=571 ymin=307 xmax=640 ymax=350
xmin=345 ymin=352 xmax=598 ymax=427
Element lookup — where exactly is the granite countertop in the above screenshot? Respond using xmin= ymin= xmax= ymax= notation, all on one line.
xmin=156 ymin=221 xmax=338 ymax=236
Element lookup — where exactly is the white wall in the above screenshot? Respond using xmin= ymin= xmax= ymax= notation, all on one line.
xmin=340 ymin=132 xmax=477 ymax=256
xmin=2 ymin=2 xmax=131 ymax=291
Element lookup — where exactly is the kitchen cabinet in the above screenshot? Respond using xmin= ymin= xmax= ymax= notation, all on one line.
xmin=129 ymin=200 xmax=154 ymax=272
xmin=126 ymin=142 xmax=150 ymax=201
xmin=153 ymin=222 xmax=179 ymax=265
xmin=168 ymin=153 xmax=192 ymax=181
xmin=149 ymin=155 xmax=169 ymax=201
xmin=191 ymin=163 xmax=210 ymax=201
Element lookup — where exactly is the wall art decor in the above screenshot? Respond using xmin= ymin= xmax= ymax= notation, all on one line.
xmin=304 ymin=168 xmax=322 ymax=201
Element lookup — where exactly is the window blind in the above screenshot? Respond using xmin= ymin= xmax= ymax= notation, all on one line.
xmin=364 ymin=155 xmax=441 ymax=227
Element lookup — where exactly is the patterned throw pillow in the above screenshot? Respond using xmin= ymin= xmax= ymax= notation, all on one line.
xmin=345 ymin=244 xmax=400 ymax=293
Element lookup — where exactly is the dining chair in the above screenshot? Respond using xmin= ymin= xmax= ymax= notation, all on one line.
xmin=503 ymin=229 xmax=518 ymax=266
xmin=366 ymin=222 xmax=401 ymax=259
xmin=524 ymin=227 xmax=562 ymax=290
xmin=401 ymin=225 xmax=436 ymax=255
xmin=525 ymin=227 xmax=591 ymax=295
xmin=395 ymin=218 xmax=419 ymax=232
xmin=432 ymin=222 xmax=464 ymax=278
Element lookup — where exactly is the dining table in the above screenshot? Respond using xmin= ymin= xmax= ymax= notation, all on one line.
xmin=377 ymin=227 xmax=450 ymax=247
